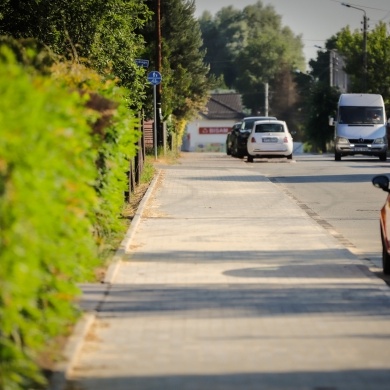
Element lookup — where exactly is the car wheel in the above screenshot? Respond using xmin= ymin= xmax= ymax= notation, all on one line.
xmin=379 ymin=152 xmax=387 ymax=161
xmin=287 ymin=153 xmax=293 ymax=160
xmin=381 ymin=229 xmax=390 ymax=275
xmin=335 ymin=152 xmax=341 ymax=161
xmin=247 ymin=155 xmax=254 ymax=163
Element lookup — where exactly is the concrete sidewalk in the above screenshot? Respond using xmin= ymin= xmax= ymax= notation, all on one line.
xmin=60 ymin=153 xmax=390 ymax=390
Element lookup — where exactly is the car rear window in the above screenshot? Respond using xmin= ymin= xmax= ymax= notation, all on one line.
xmin=243 ymin=117 xmax=276 ymax=130
xmin=255 ymin=123 xmax=284 ymax=133
xmin=243 ymin=120 xmax=255 ymax=130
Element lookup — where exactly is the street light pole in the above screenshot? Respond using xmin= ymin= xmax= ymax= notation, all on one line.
xmin=341 ymin=2 xmax=367 ymax=92
xmin=156 ymin=0 xmax=163 ymax=147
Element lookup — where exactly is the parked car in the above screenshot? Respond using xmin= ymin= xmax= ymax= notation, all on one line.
xmin=226 ymin=122 xmax=242 ymax=156
xmin=230 ymin=116 xmax=276 ymax=158
xmin=247 ymin=119 xmax=293 ymax=162
xmin=372 ymin=175 xmax=390 ymax=274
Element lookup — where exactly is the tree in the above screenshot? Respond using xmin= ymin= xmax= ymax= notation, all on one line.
xmin=296 ymin=38 xmax=340 ymax=152
xmin=199 ymin=6 xmax=244 ymax=87
xmin=0 ymin=0 xmax=152 ymax=108
xmin=336 ymin=22 xmax=390 ymax=104
xmin=140 ymin=0 xmax=212 ymax=146
xmin=1 ymin=0 xmax=212 ymax=149
xmin=235 ymin=29 xmax=290 ymax=113
xmin=199 ymin=1 xmax=305 ymax=116
xmin=304 ymin=82 xmax=339 ymax=152
xmin=161 ymin=0 xmax=210 ymax=120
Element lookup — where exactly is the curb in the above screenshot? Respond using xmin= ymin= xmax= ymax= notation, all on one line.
xmin=104 ymin=169 xmax=161 ymax=284
xmin=48 ymin=170 xmax=161 ymax=390
xmin=48 ymin=313 xmax=95 ymax=390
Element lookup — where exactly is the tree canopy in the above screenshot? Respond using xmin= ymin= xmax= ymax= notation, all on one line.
xmin=199 ymin=0 xmax=305 ymax=114
xmin=0 ymin=0 xmax=152 ymax=108
xmin=140 ymin=0 xmax=210 ymax=123
xmin=336 ymin=22 xmax=390 ymax=101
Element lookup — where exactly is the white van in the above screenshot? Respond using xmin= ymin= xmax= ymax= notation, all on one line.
xmin=330 ymin=93 xmax=387 ymax=161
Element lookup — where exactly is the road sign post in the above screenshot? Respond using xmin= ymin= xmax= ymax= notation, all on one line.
xmin=147 ymin=72 xmax=162 ymax=160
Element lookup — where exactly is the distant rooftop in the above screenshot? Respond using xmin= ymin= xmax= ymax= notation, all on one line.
xmin=200 ymin=92 xmax=246 ymax=120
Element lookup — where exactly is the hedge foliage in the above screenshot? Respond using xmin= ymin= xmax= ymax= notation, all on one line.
xmin=50 ymin=61 xmax=141 ymax=249
xmin=0 ymin=47 xmax=140 ymax=389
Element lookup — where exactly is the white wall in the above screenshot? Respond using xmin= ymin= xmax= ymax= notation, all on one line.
xmin=183 ymin=119 xmax=236 ymax=152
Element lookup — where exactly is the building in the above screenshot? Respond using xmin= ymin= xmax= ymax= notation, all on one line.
xmin=182 ymin=91 xmax=246 ymax=152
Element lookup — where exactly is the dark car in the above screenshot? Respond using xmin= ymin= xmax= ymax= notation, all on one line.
xmin=372 ymin=175 xmax=390 ymax=274
xmin=226 ymin=122 xmax=242 ymax=156
xmin=230 ymin=116 xmax=277 ymax=158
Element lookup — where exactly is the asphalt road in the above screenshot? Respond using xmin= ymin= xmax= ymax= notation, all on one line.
xmin=237 ymin=153 xmax=390 ymax=279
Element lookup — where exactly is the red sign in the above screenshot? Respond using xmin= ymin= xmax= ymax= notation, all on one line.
xmin=199 ymin=127 xmax=230 ymax=135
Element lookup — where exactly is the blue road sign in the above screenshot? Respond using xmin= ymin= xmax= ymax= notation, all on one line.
xmin=135 ymin=59 xmax=149 ymax=68
xmin=147 ymin=71 xmax=162 ymax=85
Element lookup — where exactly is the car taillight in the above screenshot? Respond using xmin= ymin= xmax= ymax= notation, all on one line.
xmin=283 ymin=136 xmax=288 ymax=143
xmin=250 ymin=137 xmax=256 ymax=143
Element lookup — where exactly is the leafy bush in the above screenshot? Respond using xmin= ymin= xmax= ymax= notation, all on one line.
xmin=0 ymin=48 xmax=103 ymax=389
xmin=0 ymin=29 xmax=143 ymax=387
xmin=50 ymin=61 xmax=142 ymax=253
xmin=93 ymin=97 xmax=141 ymax=246
xmin=303 ymin=142 xmax=314 ymax=153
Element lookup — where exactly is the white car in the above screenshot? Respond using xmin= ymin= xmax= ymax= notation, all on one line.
xmin=246 ymin=120 xmax=293 ymax=162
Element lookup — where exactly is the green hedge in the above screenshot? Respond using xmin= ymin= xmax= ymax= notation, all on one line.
xmin=0 ymin=47 xmax=140 ymax=389
xmin=50 ymin=60 xmax=141 ymax=251
xmin=93 ymin=94 xmax=141 ymax=246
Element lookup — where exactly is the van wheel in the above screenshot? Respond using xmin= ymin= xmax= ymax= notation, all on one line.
xmin=379 ymin=153 xmax=387 ymax=161
xmin=382 ymin=229 xmax=390 ymax=275
xmin=335 ymin=152 xmax=341 ymax=161
xmin=247 ymin=155 xmax=254 ymax=163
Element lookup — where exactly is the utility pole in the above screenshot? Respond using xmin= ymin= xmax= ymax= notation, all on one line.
xmin=362 ymin=12 xmax=368 ymax=92
xmin=156 ymin=0 xmax=163 ymax=147
xmin=329 ymin=50 xmax=334 ymax=87
xmin=341 ymin=3 xmax=368 ymax=92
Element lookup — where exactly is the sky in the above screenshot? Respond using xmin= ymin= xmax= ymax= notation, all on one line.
xmin=194 ymin=0 xmax=390 ymax=70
